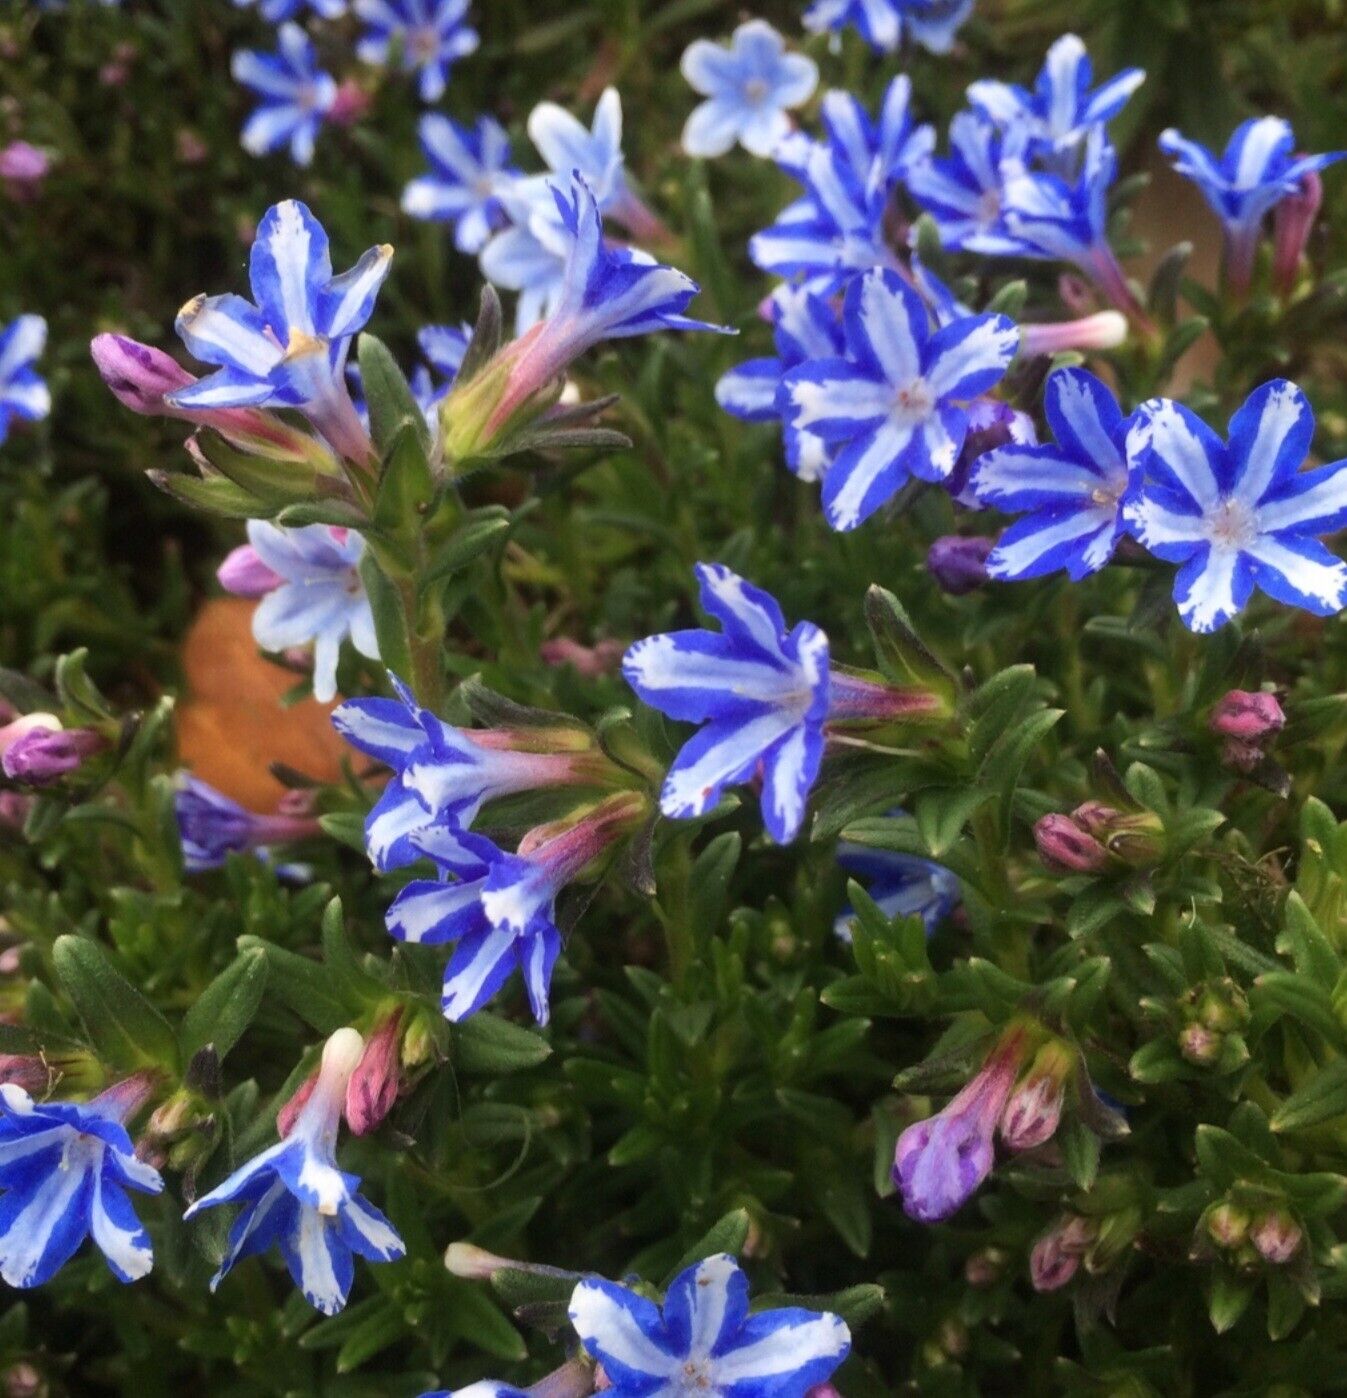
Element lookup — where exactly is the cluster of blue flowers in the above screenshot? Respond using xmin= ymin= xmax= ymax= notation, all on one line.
xmin=232 ymin=0 xmax=479 ymax=165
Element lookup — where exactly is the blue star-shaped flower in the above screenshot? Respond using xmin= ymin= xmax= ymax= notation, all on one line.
xmin=168 ymin=200 xmax=390 ymax=460
xmin=569 ymin=1253 xmax=850 ymax=1398
xmin=0 ymin=315 xmax=50 ymax=446
xmin=241 ymin=522 xmax=378 ymax=703
xmin=0 ymin=1080 xmax=163 ymax=1288
xmin=968 ymin=33 xmax=1144 ymax=163
xmin=998 ymin=124 xmax=1118 ymax=268
xmin=715 ymin=286 xmax=844 ymax=483
xmin=969 ymin=367 xmax=1138 ymax=581
xmin=680 ymin=20 xmax=818 ymax=159
xmin=401 ymin=115 xmax=518 ymax=254
xmin=526 ymin=87 xmax=629 ymax=219
xmin=354 ymin=0 xmax=479 ymax=104
xmin=232 ymin=0 xmax=347 ymax=22
xmin=185 ymin=1029 xmax=404 ymax=1315
xmin=749 ymin=77 xmax=933 ymax=295
xmin=782 ymin=268 xmax=1019 ymax=531
xmin=1125 ymin=380 xmax=1347 ymax=633
xmin=623 ymin=564 xmax=831 ymax=843
xmin=834 ymin=839 xmax=959 ymax=940
xmin=908 ymin=111 xmax=1028 ymax=256
xmin=231 ymin=24 xmax=338 ymax=169
xmin=802 ymin=0 xmax=973 ymax=55
xmin=1159 ymin=117 xmax=1344 ymax=288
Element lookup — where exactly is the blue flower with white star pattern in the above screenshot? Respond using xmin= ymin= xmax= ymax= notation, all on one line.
xmin=0 ymin=315 xmax=50 ymax=445
xmin=802 ymin=0 xmax=973 ymax=55
xmin=231 ymin=24 xmax=338 ymax=169
xmin=354 ymin=0 xmax=479 ymax=105
xmin=402 ymin=115 xmax=518 ymax=254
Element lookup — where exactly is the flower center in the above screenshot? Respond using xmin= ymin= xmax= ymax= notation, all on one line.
xmin=892 ymin=377 xmax=935 ymax=423
xmin=1207 ymin=497 xmax=1257 ymax=549
xmin=410 ymin=27 xmax=439 ymax=62
xmin=677 ymin=1358 xmax=715 ymax=1393
xmin=743 ymin=77 xmax=769 ymax=105
xmin=976 ymin=188 xmax=1001 ymax=226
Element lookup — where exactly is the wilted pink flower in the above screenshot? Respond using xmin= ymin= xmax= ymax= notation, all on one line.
xmin=1021 ymin=311 xmax=1128 ymax=357
xmin=1250 ymin=1208 xmax=1303 ymax=1265
xmin=1273 ymin=168 xmax=1324 ymax=294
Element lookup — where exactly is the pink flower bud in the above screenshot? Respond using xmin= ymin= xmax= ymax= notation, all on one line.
xmin=1209 ymin=690 xmax=1285 ymax=742
xmin=1250 ymin=1209 xmax=1302 ymax=1265
xmin=0 ymin=1055 xmax=48 ymax=1095
xmin=217 ymin=545 xmax=283 ymax=599
xmin=1273 ymin=168 xmax=1323 ymax=295
xmin=276 ymin=1069 xmax=319 ymax=1138
xmin=0 ymin=141 xmax=49 ymax=202
xmin=806 ymin=1387 xmax=843 ymax=1398
xmin=927 ymin=535 xmax=992 ymax=595
xmin=91 ymin=333 xmax=197 ymax=415
xmin=1029 ymin=1215 xmax=1095 ymax=1293
xmin=344 ymin=1009 xmax=403 ymax=1135
xmin=174 ymin=129 xmax=209 ymax=166
xmin=539 ymin=637 xmax=625 ymax=678
xmin=0 ymin=792 xmax=32 ymax=831
xmin=444 ymin=1241 xmax=518 ymax=1280
xmin=1000 ymin=1072 xmax=1065 ymax=1152
xmin=1020 ymin=311 xmax=1128 ymax=357
xmin=1033 ymin=813 xmax=1111 ymax=874
xmin=329 ymin=79 xmax=371 ymax=127
xmin=1178 ymin=1023 xmax=1222 ymax=1066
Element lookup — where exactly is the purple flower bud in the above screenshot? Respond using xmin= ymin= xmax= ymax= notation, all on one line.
xmin=0 ymin=1055 xmax=49 ymax=1096
xmin=344 ymin=1009 xmax=402 ymax=1136
xmin=217 ymin=545 xmax=283 ymax=599
xmin=927 ymin=536 xmax=992 ymax=596
xmin=1209 ymin=689 xmax=1285 ymax=742
xmin=893 ymin=1029 xmax=1029 ymax=1222
xmin=1000 ymin=1043 xmax=1073 ymax=1152
xmin=1273 ymin=167 xmax=1324 ymax=295
xmin=946 ymin=397 xmax=1036 ymax=504
xmin=0 ymin=716 xmax=105 ymax=785
xmin=1033 ymin=813 xmax=1111 ymax=874
xmin=1250 ymin=1208 xmax=1302 ymax=1265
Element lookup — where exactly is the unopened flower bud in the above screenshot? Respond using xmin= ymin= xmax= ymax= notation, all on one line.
xmin=217 ymin=545 xmax=283 ymax=599
xmin=345 ymin=1009 xmax=403 ymax=1135
xmin=1178 ymin=1023 xmax=1222 ymax=1066
xmin=1250 ymin=1209 xmax=1302 ymax=1265
xmin=1206 ymin=1201 xmax=1251 ymax=1249
xmin=3 ymin=1361 xmax=45 ymax=1398
xmin=964 ymin=1246 xmax=1007 ymax=1288
xmin=539 ymin=637 xmax=625 ymax=677
xmin=1196 ymin=981 xmax=1248 ymax=1033
xmin=0 ymin=714 xmax=105 ymax=785
xmin=1000 ymin=1042 xmax=1073 ymax=1152
xmin=1030 ymin=1214 xmax=1097 ymax=1291
xmin=329 ymin=79 xmax=372 ymax=127
xmin=444 ymin=1240 xmax=516 ymax=1280
xmin=0 ymin=793 xmax=32 ymax=831
xmin=1221 ymin=736 xmax=1265 ymax=775
xmin=1034 ymin=813 xmax=1111 ymax=874
xmin=1210 ymin=690 xmax=1285 ymax=742
xmin=0 ymin=1054 xmax=48 ymax=1095
xmin=0 ymin=140 xmax=49 ymax=202
xmin=927 ymin=535 xmax=992 ymax=596
xmin=277 ymin=1069 xmax=319 ymax=1138
xmin=1020 ymin=311 xmax=1128 ymax=357
xmin=1273 ymin=168 xmax=1323 ymax=295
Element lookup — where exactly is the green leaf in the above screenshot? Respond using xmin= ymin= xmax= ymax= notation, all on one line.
xmin=334 ymin=1299 xmax=406 ymax=1373
xmin=52 ymin=935 xmax=179 ymax=1072
xmin=1270 ymin=1059 xmax=1347 ymax=1134
xmin=359 ymin=552 xmax=415 ymax=685
xmin=147 ymin=468 xmax=264 ymax=518
xmin=688 ymin=832 xmax=741 ymax=935
xmin=236 ymin=935 xmax=352 ymax=1033
xmin=1253 ymin=972 xmax=1347 ymax=1051
xmin=456 ymin=285 xmax=504 ymax=385
xmin=663 ymin=1209 xmax=751 ymax=1281
xmin=178 ymin=948 xmax=269 ymax=1064
xmin=358 ymin=333 xmax=431 ymax=456
xmin=914 ymin=786 xmax=993 ymax=857
xmin=453 ymin=1013 xmax=552 ymax=1074
xmin=863 ymin=586 xmax=955 ymax=695
xmin=373 ymin=423 xmax=436 ymax=537
xmin=1207 ymin=1269 xmax=1254 ymax=1334
xmin=424 ymin=507 xmax=512 ymax=585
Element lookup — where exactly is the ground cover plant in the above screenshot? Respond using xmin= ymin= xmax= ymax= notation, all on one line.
xmin=3 ymin=0 xmax=1347 ymax=1393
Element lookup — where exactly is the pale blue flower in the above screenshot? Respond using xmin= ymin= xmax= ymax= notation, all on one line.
xmin=231 ymin=24 xmax=338 ymax=168
xmin=1125 ymin=380 xmax=1347 ymax=633
xmin=802 ymin=0 xmax=973 ymax=55
xmin=401 ymin=115 xmax=519 ymax=254
xmin=968 ymin=34 xmax=1144 ymax=163
xmin=354 ymin=0 xmax=479 ymax=104
xmin=0 ymin=1079 xmax=162 ymax=1289
xmin=680 ymin=20 xmax=818 ymax=159
xmin=1159 ymin=117 xmax=1344 ymax=288
xmin=569 ymin=1253 xmax=851 ymax=1398
xmin=185 ymin=1029 xmax=405 ymax=1315
xmin=527 ymin=87 xmax=628 ymax=218
xmin=622 ymin=564 xmax=832 ymax=843
xmin=970 ymin=367 xmax=1138 ymax=581
xmin=0 ymin=315 xmax=50 ymax=445
xmin=168 ymin=200 xmax=389 ymax=460
xmin=782 ymin=268 xmax=1019 ymax=531
xmin=240 ymin=521 xmax=378 ymax=703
